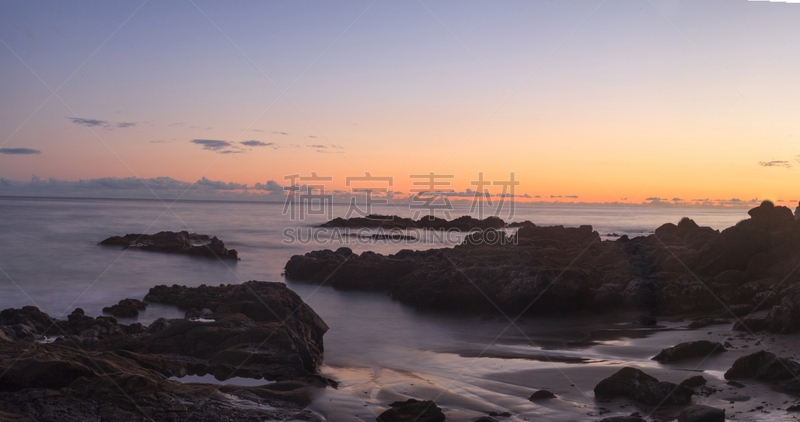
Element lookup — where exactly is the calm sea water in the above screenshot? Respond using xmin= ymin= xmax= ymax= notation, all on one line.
xmin=0 ymin=196 xmax=753 ymax=421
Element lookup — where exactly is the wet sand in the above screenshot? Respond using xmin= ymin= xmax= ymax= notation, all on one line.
xmin=304 ymin=311 xmax=800 ymax=421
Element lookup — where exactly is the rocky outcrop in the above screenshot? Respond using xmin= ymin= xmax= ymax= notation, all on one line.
xmin=286 ymin=201 xmax=800 ymax=317
xmin=321 ymin=214 xmax=505 ymax=231
xmin=100 ymin=231 xmax=239 ymax=260
xmin=103 ymin=298 xmax=148 ymax=318
xmin=0 ymin=281 xmax=329 ymax=421
xmin=376 ymin=399 xmax=446 ymax=422
xmin=651 ymin=341 xmax=726 ymax=363
xmin=594 ymin=367 xmax=693 ymax=406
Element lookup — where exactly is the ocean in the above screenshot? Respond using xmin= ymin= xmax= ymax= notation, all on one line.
xmin=0 ymin=196 xmax=756 ymax=421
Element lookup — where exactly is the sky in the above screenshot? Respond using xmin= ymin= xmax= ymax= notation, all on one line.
xmin=1 ymin=0 xmax=800 ymax=205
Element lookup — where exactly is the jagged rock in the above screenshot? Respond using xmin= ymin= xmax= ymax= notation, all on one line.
xmin=322 ymin=214 xmax=504 ymax=231
xmin=376 ymin=399 xmax=446 ymax=422
xmin=100 ymin=231 xmax=239 ymax=260
xmin=0 ymin=281 xmax=330 ymax=421
xmin=600 ymin=417 xmax=645 ymax=422
xmin=652 ymin=341 xmax=726 ymax=362
xmin=287 ymin=206 xmax=800 ymax=317
xmin=678 ymin=404 xmax=725 ymax=422
xmin=102 ymin=298 xmax=147 ymax=318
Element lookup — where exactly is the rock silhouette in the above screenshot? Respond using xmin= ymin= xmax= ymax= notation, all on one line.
xmin=100 ymin=231 xmax=239 ymax=260
xmin=286 ymin=201 xmax=800 ymax=320
xmin=0 ymin=281 xmax=329 ymax=421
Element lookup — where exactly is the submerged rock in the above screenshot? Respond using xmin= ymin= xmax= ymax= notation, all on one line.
xmin=100 ymin=231 xmax=239 ymax=260
xmin=652 ymin=340 xmax=726 ymax=363
xmin=376 ymin=399 xmax=446 ymax=422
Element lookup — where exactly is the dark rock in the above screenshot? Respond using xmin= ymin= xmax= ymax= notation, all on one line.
xmin=632 ymin=381 xmax=693 ymax=406
xmin=727 ymin=380 xmax=745 ymax=388
xmin=376 ymin=399 xmax=445 ymax=422
xmin=727 ymin=303 xmax=754 ymax=316
xmin=725 ymin=350 xmax=800 ymax=382
xmin=680 ymin=375 xmax=707 ymax=388
xmin=594 ymin=367 xmax=659 ymax=398
xmin=600 ymin=417 xmax=645 ymax=422
xmin=594 ymin=367 xmax=692 ymax=406
xmin=652 ymin=341 xmax=726 ymax=362
xmin=0 ymin=281 xmax=331 ymax=421
xmin=102 ymin=298 xmax=147 ymax=318
xmin=528 ymin=389 xmax=556 ymax=400
xmin=322 ymin=214 xmax=505 ymax=231
xmin=488 ymin=412 xmax=511 ymax=417
xmin=286 ymin=208 xmax=800 ymax=317
xmin=100 ymin=231 xmax=239 ymax=260
xmin=461 ymin=228 xmax=511 ymax=247
xmin=687 ymin=318 xmax=728 ymax=329
xmin=733 ymin=316 xmax=768 ymax=332
xmin=765 ymin=305 xmax=800 ymax=333
xmin=636 ymin=315 xmax=657 ymax=326
xmin=678 ymin=404 xmax=725 ymax=422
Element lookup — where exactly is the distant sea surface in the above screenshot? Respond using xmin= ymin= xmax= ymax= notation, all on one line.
xmin=0 ymin=196 xmax=753 ymax=421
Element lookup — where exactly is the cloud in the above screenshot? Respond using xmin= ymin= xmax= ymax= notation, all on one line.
xmin=220 ymin=150 xmax=244 ymax=154
xmin=68 ymin=117 xmax=107 ymax=127
xmin=565 ymin=195 xmax=578 ymax=199
xmin=254 ymin=180 xmax=283 ymax=191
xmin=672 ymin=198 xmax=683 ymax=201
xmin=308 ymin=144 xmax=326 ymax=148
xmin=307 ymin=135 xmax=318 ymax=138
xmin=241 ymin=140 xmax=275 ymax=147
xmin=150 ymin=140 xmax=165 ymax=144
xmin=251 ymin=129 xmax=265 ymax=132
xmin=196 ymin=177 xmax=248 ymax=190
xmin=191 ymin=139 xmax=232 ymax=151
xmin=0 ymin=148 xmax=40 ymax=155
xmin=67 ymin=117 xmax=137 ymax=129
xmin=168 ymin=122 xmax=185 ymax=126
xmin=758 ymin=160 xmax=791 ymax=168
xmin=272 ymin=131 xmax=289 ymax=135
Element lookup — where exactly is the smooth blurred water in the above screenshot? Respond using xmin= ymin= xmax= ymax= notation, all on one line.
xmin=0 ymin=196 xmax=754 ymax=421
